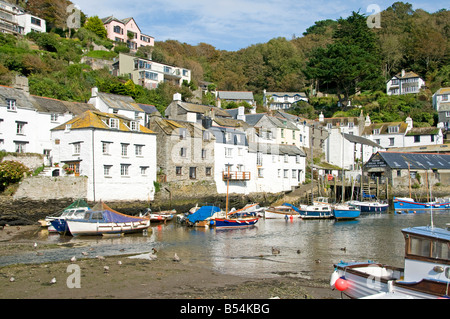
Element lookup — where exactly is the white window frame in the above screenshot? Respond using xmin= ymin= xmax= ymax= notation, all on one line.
xmin=120 ymin=164 xmax=130 ymax=177
xmin=73 ymin=142 xmax=81 ymax=154
xmin=135 ymin=145 xmax=143 ymax=156
xmin=7 ymin=99 xmax=16 ymax=111
xmin=121 ymin=144 xmax=128 ymax=157
xmin=104 ymin=165 xmax=112 ymax=177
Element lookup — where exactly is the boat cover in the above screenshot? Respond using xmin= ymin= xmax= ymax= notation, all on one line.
xmin=65 ymin=199 xmax=90 ymax=209
xmin=187 ymin=206 xmax=221 ymax=223
xmin=282 ymin=203 xmax=302 ymax=213
xmin=90 ymin=201 xmax=147 ymax=223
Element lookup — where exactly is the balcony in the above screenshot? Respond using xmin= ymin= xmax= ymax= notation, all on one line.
xmin=222 ymin=171 xmax=251 ymax=181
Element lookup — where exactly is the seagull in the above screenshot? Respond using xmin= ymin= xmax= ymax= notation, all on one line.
xmin=152 ymin=247 xmax=158 ymax=254
xmin=96 ymin=255 xmax=105 ymax=260
xmin=50 ymin=277 xmax=56 ymax=284
xmin=117 ymin=260 xmax=122 ymax=265
xmin=9 ymin=277 xmax=15 ymax=282
xmin=103 ymin=266 xmax=110 ymax=274
xmin=272 ymin=247 xmax=280 ymax=255
xmin=173 ymin=253 xmax=180 ymax=262
xmin=33 ymin=243 xmax=37 ymax=249
xmin=70 ymin=256 xmax=76 ymax=263
xmin=82 ymin=251 xmax=89 ymax=256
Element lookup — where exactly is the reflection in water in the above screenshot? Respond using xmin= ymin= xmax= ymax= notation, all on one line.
xmin=1 ymin=212 xmax=449 ymax=285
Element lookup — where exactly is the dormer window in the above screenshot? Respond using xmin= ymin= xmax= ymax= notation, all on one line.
xmin=388 ymin=126 xmax=399 ymax=133
xmin=109 ymin=118 xmax=119 ymax=129
xmin=6 ymin=99 xmax=16 ymax=111
xmin=373 ymin=128 xmax=380 ymax=135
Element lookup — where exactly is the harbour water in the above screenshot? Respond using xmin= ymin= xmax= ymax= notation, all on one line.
xmin=1 ymin=211 xmax=449 ymax=286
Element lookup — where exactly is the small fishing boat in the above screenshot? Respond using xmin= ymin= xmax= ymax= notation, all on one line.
xmin=330 ymin=224 xmax=450 ymax=299
xmin=265 ymin=204 xmax=300 ymax=219
xmin=140 ymin=208 xmax=176 ymax=223
xmin=66 ymin=202 xmax=150 ymax=236
xmin=50 ymin=206 xmax=92 ymax=235
xmin=234 ymin=203 xmax=266 ymax=217
xmin=347 ymin=200 xmax=389 ymax=213
xmin=297 ymin=198 xmax=333 ymax=219
xmin=39 ymin=199 xmax=91 ymax=233
xmin=333 ymin=204 xmax=360 ymax=220
xmin=394 ymin=197 xmax=450 ymax=213
xmin=186 ymin=205 xmax=222 ymax=227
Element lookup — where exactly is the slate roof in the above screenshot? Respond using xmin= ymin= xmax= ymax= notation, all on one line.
xmin=393 ymin=71 xmax=421 ymax=79
xmin=208 ymin=126 xmax=248 ymax=146
xmin=217 ymin=91 xmax=254 ymax=100
xmin=248 ymin=142 xmax=306 ymax=157
xmin=96 ymin=92 xmax=143 ymax=112
xmin=362 ymin=122 xmax=409 ymax=135
xmin=265 ymin=92 xmax=307 ymax=98
xmin=343 ymin=133 xmax=383 ymax=148
xmin=167 ymin=101 xmax=231 ymax=118
xmin=434 ymin=87 xmax=450 ymax=95
xmin=366 ymin=152 xmax=450 ymax=170
xmin=0 ymin=85 xmax=37 ymax=111
xmin=52 ymin=110 xmax=155 ymax=134
xmin=150 ymin=117 xmax=209 ymax=137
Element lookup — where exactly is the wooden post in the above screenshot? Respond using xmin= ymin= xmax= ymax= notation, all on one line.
xmin=376 ymin=177 xmax=379 ymax=199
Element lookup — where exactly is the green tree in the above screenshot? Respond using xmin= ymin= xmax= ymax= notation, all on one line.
xmin=84 ymin=16 xmax=107 ymax=39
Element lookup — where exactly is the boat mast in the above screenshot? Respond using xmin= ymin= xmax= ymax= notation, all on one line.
xmin=226 ymin=164 xmax=230 ymax=218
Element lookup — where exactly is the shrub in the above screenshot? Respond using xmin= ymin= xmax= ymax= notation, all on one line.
xmin=0 ymin=160 xmax=32 ymax=191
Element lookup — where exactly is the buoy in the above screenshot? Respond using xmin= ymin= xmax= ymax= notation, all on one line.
xmin=330 ymin=270 xmax=339 ymax=287
xmin=335 ymin=277 xmax=349 ymax=291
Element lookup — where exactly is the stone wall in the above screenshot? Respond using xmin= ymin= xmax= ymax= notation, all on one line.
xmin=13 ymin=176 xmax=88 ymax=200
xmin=2 ymin=154 xmax=44 ymax=170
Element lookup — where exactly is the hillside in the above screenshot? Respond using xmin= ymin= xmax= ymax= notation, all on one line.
xmin=0 ymin=1 xmax=448 ymax=125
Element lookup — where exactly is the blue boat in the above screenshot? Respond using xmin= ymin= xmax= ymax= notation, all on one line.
xmin=332 ymin=204 xmax=360 ymax=220
xmin=186 ymin=206 xmax=222 ymax=227
xmin=210 ymin=216 xmax=259 ymax=228
xmin=50 ymin=206 xmax=91 ymax=234
xmin=394 ymin=197 xmax=450 ymax=213
xmin=347 ymin=200 xmax=389 ymax=213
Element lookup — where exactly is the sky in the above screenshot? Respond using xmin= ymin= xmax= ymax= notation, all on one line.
xmin=71 ymin=0 xmax=449 ymax=51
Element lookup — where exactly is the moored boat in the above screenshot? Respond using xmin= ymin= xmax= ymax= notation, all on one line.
xmin=330 ymin=225 xmax=450 ymax=299
xmin=66 ymin=202 xmax=150 ymax=236
xmin=186 ymin=205 xmax=222 ymax=227
xmin=39 ymin=199 xmax=91 ymax=233
xmin=141 ymin=208 xmax=176 ymax=223
xmin=265 ymin=204 xmax=300 ymax=219
xmin=299 ymin=203 xmax=333 ymax=219
xmin=50 ymin=206 xmax=92 ymax=235
xmin=333 ymin=204 xmax=360 ymax=220
xmin=347 ymin=200 xmax=389 ymax=213
xmin=394 ymin=197 xmax=450 ymax=213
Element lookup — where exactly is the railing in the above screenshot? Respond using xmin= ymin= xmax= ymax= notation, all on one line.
xmin=222 ymin=171 xmax=251 ymax=181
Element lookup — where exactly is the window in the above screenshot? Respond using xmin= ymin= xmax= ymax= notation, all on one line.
xmin=179 ymin=128 xmax=187 ymax=139
xmin=15 ymin=142 xmax=26 ymax=153
xmin=130 ymin=121 xmax=139 ymax=131
xmin=284 ymin=169 xmax=289 ymax=178
xmin=113 ymin=25 xmax=123 ymax=34
xmin=51 ymin=114 xmax=59 ymax=122
xmin=203 ymin=131 xmax=211 ymax=141
xmin=201 ymin=149 xmax=207 ymax=159
xmin=140 ymin=166 xmax=148 ymax=176
xmin=258 ymin=168 xmax=264 ymax=178
xmin=16 ymin=122 xmax=25 ymax=135
xmin=121 ymin=144 xmax=128 ymax=156
xmin=292 ymin=131 xmax=296 ymax=139
xmin=176 ymin=166 xmax=182 ymax=176
xmin=189 ymin=167 xmax=196 ymax=179
xmin=109 ymin=118 xmax=119 ymax=129
xmin=446 ymin=112 xmax=450 ymax=118
xmin=296 ymin=155 xmax=301 ymax=164
xmin=104 ymin=165 xmax=112 ymax=177
xmin=389 ymin=138 xmax=395 ymax=146
xmin=120 ymin=164 xmax=130 ymax=176
xmin=284 ymin=154 xmax=289 ymax=163
xmin=442 ymin=95 xmax=449 ymax=101
xmin=135 ymin=145 xmax=143 ymax=156
xmin=431 ymin=135 xmax=435 ymax=142
xmin=31 ymin=17 xmax=41 ymax=26
xmin=292 ymin=170 xmax=297 ymax=179
xmin=388 ymin=126 xmax=399 ymax=133
xmin=373 ymin=129 xmax=380 ymax=135
xmin=281 ymin=129 xmax=284 ymax=138
xmin=102 ymin=142 xmax=111 ymax=155
xmin=349 ymin=122 xmax=354 ymax=128
xmin=225 ymin=148 xmax=232 ymax=158
xmin=6 ymin=99 xmax=16 ymax=111
xmin=414 ymin=135 xmax=421 ymax=143
xmin=278 ymin=169 xmax=281 ymax=178
xmin=257 ymin=152 xmax=263 ymax=166
xmin=180 ymin=147 xmax=187 ymax=157
xmin=73 ymin=142 xmax=81 ymax=154
xmin=375 ymin=139 xmax=380 ymax=145
xmin=205 ymin=167 xmax=212 ymax=176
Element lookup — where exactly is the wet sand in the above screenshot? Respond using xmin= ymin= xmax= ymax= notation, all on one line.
xmin=0 ymin=225 xmax=342 ymax=300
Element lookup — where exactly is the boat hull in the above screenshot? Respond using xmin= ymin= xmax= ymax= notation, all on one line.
xmin=211 ymin=218 xmax=259 ymax=228
xmin=394 ymin=197 xmax=450 ymax=212
xmin=332 ymin=261 xmax=449 ymax=299
xmin=264 ymin=210 xmax=300 ymax=219
xmin=67 ymin=219 xmax=150 ymax=236
xmin=348 ymin=201 xmax=389 ymax=213
xmin=333 ymin=208 xmax=360 ymax=220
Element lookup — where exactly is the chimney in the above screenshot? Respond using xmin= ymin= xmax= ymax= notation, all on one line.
xmin=319 ymin=112 xmax=324 ymax=122
xmin=92 ymin=87 xmax=99 ymax=97
xmin=405 ymin=116 xmax=413 ymax=130
xmin=173 ymin=92 xmax=182 ymax=102
xmin=401 ymin=69 xmax=405 ymax=77
xmin=13 ymin=75 xmax=29 ymax=95
xmin=237 ymin=106 xmax=246 ymax=122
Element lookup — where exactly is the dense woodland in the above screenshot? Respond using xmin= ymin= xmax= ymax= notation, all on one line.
xmin=0 ymin=1 xmax=449 ymax=127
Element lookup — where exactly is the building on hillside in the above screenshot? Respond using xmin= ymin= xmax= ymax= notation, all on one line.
xmin=112 ymin=53 xmax=191 ymax=89
xmin=0 ymin=79 xmax=94 ymax=161
xmin=148 ymin=116 xmax=215 ymax=184
xmin=216 ymin=91 xmax=256 ymax=112
xmin=0 ymin=0 xmax=46 ymax=35
xmin=51 ymin=110 xmax=157 ymax=201
xmin=272 ymin=110 xmax=310 ymax=148
xmin=101 ymin=16 xmax=154 ymax=51
xmin=432 ymin=87 xmax=450 ymax=130
xmin=318 ymin=111 xmax=366 ymax=136
xmin=363 ymin=151 xmax=450 ymax=187
xmin=263 ymin=90 xmax=308 ymax=110
xmin=386 ymin=69 xmax=425 ymax=96
xmin=361 ymin=116 xmax=442 ymax=149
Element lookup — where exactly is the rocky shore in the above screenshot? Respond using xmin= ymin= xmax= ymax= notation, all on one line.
xmin=0 ymin=225 xmax=341 ymax=300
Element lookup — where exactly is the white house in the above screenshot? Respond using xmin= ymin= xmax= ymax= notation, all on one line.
xmin=112 ymin=53 xmax=191 ymax=89
xmin=0 ymin=81 xmax=93 ymax=161
xmin=249 ymin=142 xmax=306 ymax=193
xmin=0 ymin=0 xmax=46 ymax=35
xmin=216 ymin=91 xmax=256 ymax=113
xmin=386 ymin=70 xmax=425 ymax=96
xmin=51 ymin=110 xmax=157 ymax=201
xmin=433 ymin=87 xmax=450 ymax=130
xmin=88 ymin=87 xmax=147 ymax=127
xmin=263 ymin=90 xmax=308 ymax=110
xmin=361 ymin=116 xmax=442 ymax=149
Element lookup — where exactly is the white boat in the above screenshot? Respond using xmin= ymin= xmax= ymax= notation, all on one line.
xmin=66 ymin=202 xmax=150 ymax=236
xmin=298 ymin=198 xmax=333 ymax=219
xmin=140 ymin=208 xmax=176 ymax=223
xmin=265 ymin=204 xmax=300 ymax=219
xmin=330 ymin=225 xmax=450 ymax=299
xmin=347 ymin=200 xmax=389 ymax=213
xmin=39 ymin=199 xmax=91 ymax=233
